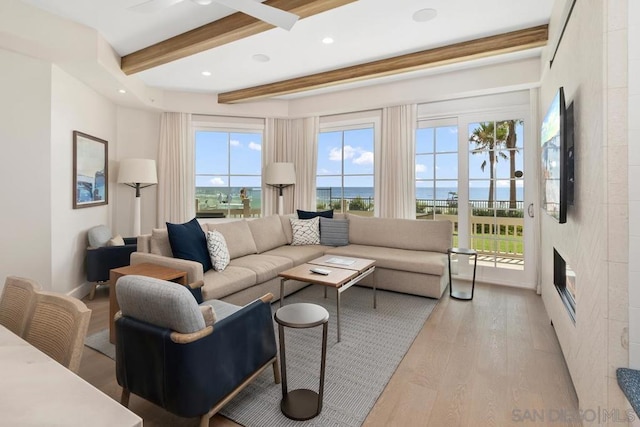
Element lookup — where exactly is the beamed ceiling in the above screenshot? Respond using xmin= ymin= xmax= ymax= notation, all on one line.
xmin=19 ymin=0 xmax=555 ymax=103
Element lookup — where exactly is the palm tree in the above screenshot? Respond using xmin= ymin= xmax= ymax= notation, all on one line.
xmin=499 ymin=120 xmax=520 ymax=209
xmin=469 ymin=122 xmax=508 ymax=208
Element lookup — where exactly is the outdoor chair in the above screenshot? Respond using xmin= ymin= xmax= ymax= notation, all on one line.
xmin=114 ymin=275 xmax=280 ymax=427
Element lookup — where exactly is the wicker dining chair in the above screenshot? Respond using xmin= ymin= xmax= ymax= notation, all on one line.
xmin=23 ymin=291 xmax=92 ymax=373
xmin=0 ymin=276 xmax=42 ymax=337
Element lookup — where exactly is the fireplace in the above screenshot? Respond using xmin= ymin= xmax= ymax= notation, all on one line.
xmin=554 ymin=248 xmax=576 ymax=323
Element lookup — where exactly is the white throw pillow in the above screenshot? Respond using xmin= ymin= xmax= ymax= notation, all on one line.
xmin=107 ymin=234 xmax=125 ymax=246
xmin=290 ymin=217 xmax=320 ymax=245
xmin=206 ymin=230 xmax=230 ymax=271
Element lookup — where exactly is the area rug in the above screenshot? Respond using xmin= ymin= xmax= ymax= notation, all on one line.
xmin=84 ymin=285 xmax=437 ymax=427
xmin=221 ymin=285 xmax=437 ymax=427
xmin=84 ymin=328 xmax=115 ymax=360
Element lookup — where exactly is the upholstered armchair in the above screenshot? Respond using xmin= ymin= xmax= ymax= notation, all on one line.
xmin=86 ymin=225 xmax=137 ymax=299
xmin=114 ymin=275 xmax=280 ymax=427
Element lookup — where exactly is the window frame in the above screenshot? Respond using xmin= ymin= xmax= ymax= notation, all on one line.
xmin=193 ymin=117 xmax=265 ymax=218
xmin=317 ymin=112 xmax=381 ymax=216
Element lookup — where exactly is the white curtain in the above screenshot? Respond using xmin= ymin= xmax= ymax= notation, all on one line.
xmin=379 ymin=104 xmax=417 ymax=218
xmin=264 ymin=118 xmax=287 ymax=216
xmin=264 ymin=117 xmax=318 ymax=215
xmin=157 ymin=112 xmax=194 ymax=226
xmin=290 ymin=117 xmax=319 ymax=211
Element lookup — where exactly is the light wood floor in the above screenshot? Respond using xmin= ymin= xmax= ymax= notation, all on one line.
xmin=79 ymin=282 xmax=579 ymax=427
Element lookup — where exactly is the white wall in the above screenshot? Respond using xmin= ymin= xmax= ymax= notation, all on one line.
xmin=627 ymin=0 xmax=640 ymax=368
xmin=288 ymin=56 xmax=541 ymax=118
xmin=539 ymin=0 xmax=631 ymax=418
xmin=0 ymin=52 xmax=158 ymax=296
xmin=50 ymin=65 xmax=117 ymax=295
xmin=0 ymin=49 xmax=52 ymax=289
xmin=114 ymin=107 xmax=161 ymax=236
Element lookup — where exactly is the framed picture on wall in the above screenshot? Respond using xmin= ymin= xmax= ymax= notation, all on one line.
xmin=73 ymin=131 xmax=108 ymax=209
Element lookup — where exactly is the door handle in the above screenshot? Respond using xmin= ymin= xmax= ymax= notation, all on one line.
xmin=527 ymin=203 xmax=534 ymax=218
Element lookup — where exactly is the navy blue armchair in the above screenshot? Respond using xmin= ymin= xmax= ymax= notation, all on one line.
xmin=114 ymin=276 xmax=280 ymax=427
xmin=86 ymin=225 xmax=137 ymax=299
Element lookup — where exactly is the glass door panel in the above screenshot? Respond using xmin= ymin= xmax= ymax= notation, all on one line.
xmin=467 ymin=119 xmax=525 ymax=271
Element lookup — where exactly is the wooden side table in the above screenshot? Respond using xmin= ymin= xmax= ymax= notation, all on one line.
xmin=109 ymin=263 xmax=187 ymax=343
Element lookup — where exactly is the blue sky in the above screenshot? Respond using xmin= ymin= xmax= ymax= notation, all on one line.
xmin=195 ymin=122 xmax=525 ymax=192
xmin=317 ymin=128 xmax=374 ymax=188
xmin=195 ymin=131 xmax=262 ymax=187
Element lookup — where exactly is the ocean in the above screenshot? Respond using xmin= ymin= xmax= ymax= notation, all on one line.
xmin=195 ymin=186 xmax=525 ymax=212
xmin=318 ymin=187 xmax=524 ymax=202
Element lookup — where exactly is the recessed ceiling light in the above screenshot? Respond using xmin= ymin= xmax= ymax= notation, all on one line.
xmin=413 ymin=8 xmax=437 ymax=22
xmin=322 ymin=37 xmax=334 ymax=44
xmin=252 ymin=54 xmax=270 ymax=63
xmin=201 ymin=71 xmax=212 ymax=76
xmin=118 ymin=89 xmax=126 ymax=94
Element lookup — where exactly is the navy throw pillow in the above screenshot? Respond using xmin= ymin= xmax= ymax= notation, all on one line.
xmin=166 ymin=218 xmax=212 ymax=272
xmin=297 ymin=209 xmax=334 ymax=219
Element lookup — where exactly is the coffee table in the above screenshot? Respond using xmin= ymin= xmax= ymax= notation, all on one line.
xmin=108 ymin=263 xmax=187 ymax=343
xmin=279 ymin=255 xmax=375 ymax=342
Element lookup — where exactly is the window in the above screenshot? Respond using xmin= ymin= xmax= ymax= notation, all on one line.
xmin=415 ymin=121 xmax=459 ymax=246
xmin=194 ymin=126 xmax=263 ymax=218
xmin=316 ymin=125 xmax=375 ymax=216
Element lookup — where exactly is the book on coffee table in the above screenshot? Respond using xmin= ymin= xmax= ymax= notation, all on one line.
xmin=324 ymin=257 xmax=356 ymax=266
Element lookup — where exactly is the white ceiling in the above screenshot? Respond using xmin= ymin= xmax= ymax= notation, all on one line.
xmin=19 ymin=0 xmax=555 ymax=98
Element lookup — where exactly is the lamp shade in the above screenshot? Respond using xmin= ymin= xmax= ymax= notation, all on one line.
xmin=265 ymin=162 xmax=296 ymax=185
xmin=118 ymin=159 xmax=158 ymax=184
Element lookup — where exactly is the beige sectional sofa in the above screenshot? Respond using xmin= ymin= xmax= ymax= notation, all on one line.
xmin=132 ymin=214 xmax=452 ymax=306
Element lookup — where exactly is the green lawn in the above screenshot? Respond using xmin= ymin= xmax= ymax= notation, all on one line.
xmin=453 ymin=235 xmax=524 ymax=256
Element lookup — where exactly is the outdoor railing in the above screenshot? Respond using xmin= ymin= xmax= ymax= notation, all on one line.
xmin=316 ymin=193 xmax=525 ymax=259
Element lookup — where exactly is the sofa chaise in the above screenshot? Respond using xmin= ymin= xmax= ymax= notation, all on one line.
xmin=132 ymin=213 xmax=453 ymax=306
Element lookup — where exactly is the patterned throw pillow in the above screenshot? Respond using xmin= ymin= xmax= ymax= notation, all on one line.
xmin=290 ymin=217 xmax=320 ymax=245
xmin=206 ymin=230 xmax=230 ymax=271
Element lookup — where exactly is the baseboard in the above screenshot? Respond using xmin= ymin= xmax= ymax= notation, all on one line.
xmin=66 ymin=281 xmax=95 ymax=299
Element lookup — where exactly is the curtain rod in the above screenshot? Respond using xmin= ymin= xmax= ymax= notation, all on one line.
xmin=549 ymin=0 xmax=578 ymax=68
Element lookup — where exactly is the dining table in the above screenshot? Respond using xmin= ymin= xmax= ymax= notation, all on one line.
xmin=0 ymin=324 xmax=142 ymax=426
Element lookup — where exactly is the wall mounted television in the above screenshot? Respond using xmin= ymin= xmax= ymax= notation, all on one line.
xmin=540 ymin=87 xmax=573 ymax=223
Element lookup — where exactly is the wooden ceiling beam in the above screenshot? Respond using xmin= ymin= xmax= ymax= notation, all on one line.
xmin=121 ymin=0 xmax=356 ymax=75
xmin=217 ymin=24 xmax=549 ymax=104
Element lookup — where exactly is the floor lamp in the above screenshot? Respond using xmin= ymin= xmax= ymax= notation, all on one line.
xmin=118 ymin=159 xmax=158 ymax=236
xmin=265 ymin=162 xmax=296 ymax=215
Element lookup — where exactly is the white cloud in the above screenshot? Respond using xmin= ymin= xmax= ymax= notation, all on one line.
xmin=230 ymin=139 xmax=241 ymax=147
xmin=416 ymin=164 xmax=427 ymax=173
xmin=342 ymin=145 xmax=356 ymax=160
xmin=353 ymin=151 xmax=373 ymax=165
xmin=328 ymin=148 xmax=341 ymax=161
xmin=329 ymin=145 xmax=375 ymax=166
xmin=210 ymin=177 xmax=225 ymax=186
xmin=248 ymin=141 xmax=261 ymax=151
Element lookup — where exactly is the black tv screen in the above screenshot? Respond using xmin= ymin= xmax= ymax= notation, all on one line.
xmin=540 ymin=87 xmax=567 ymax=223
